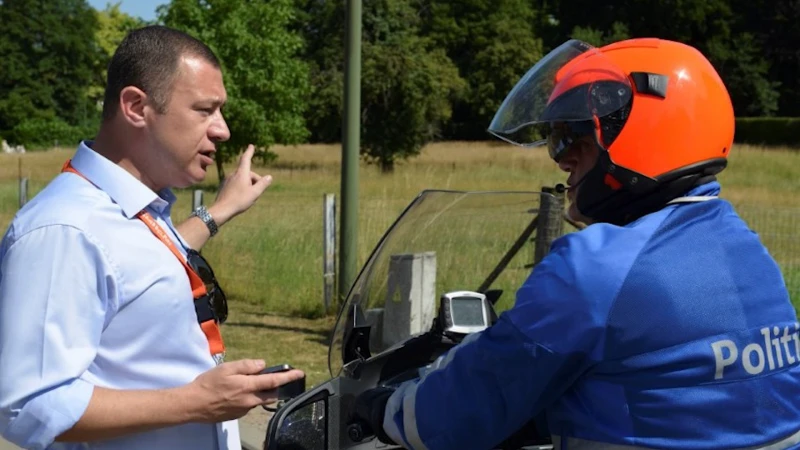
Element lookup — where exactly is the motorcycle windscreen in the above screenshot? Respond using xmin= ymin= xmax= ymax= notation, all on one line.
xmin=487 ymin=39 xmax=632 ymax=149
xmin=328 ymin=190 xmax=550 ymax=376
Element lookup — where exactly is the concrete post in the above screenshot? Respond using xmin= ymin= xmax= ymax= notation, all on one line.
xmin=381 ymin=252 xmax=437 ymax=349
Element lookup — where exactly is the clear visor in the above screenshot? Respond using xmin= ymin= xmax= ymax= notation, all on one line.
xmin=488 ymin=39 xmax=632 ymax=149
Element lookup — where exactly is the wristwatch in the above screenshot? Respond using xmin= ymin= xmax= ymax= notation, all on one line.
xmin=190 ymin=205 xmax=219 ymax=237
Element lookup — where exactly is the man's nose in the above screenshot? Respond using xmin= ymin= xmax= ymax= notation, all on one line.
xmin=557 ymin=152 xmax=577 ymax=173
xmin=209 ymin=113 xmax=231 ymax=142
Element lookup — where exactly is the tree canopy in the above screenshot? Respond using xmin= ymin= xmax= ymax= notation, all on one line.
xmin=299 ymin=0 xmax=464 ymax=171
xmin=0 ymin=0 xmax=102 ymax=145
xmin=160 ymin=0 xmax=310 ymax=180
xmin=1 ymin=0 xmax=798 ymax=166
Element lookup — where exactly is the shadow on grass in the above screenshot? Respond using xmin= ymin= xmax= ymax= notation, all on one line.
xmin=225 ymin=321 xmax=332 ymax=346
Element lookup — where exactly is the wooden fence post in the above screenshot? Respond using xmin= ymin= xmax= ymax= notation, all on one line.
xmin=533 ymin=185 xmax=566 ymax=265
xmin=18 ymin=177 xmax=28 ymax=209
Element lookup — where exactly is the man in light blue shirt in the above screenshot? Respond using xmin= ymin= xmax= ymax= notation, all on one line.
xmin=0 ymin=26 xmax=303 ymax=450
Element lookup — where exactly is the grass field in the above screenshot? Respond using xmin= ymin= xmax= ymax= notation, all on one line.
xmin=1 ymin=141 xmax=799 ymax=385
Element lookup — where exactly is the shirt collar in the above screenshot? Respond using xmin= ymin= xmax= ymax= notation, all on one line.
xmin=69 ymin=141 xmax=176 ymax=219
xmin=686 ymin=180 xmax=722 ymax=197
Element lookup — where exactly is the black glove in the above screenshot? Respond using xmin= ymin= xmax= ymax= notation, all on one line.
xmin=352 ymin=387 xmax=397 ymax=445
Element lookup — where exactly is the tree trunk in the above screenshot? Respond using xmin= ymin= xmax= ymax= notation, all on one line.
xmin=215 ymin=156 xmax=226 ymax=186
xmin=380 ymin=158 xmax=394 ymax=173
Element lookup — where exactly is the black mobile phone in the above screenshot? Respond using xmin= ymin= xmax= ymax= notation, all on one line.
xmin=258 ymin=363 xmax=306 ymax=405
xmin=259 ymin=363 xmax=293 ymax=375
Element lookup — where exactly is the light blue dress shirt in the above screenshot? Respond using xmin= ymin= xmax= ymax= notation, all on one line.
xmin=0 ymin=142 xmax=240 ymax=450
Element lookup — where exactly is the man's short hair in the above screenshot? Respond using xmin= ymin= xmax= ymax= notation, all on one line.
xmin=102 ymin=25 xmax=221 ymax=121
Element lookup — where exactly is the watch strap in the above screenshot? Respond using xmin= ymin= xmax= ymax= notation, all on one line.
xmin=191 ymin=205 xmax=219 ymax=237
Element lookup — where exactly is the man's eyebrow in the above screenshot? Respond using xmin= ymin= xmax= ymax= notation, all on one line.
xmin=196 ymin=97 xmax=226 ymax=107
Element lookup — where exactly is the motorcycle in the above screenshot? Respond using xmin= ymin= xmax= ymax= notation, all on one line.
xmin=263 ymin=189 xmax=563 ymax=450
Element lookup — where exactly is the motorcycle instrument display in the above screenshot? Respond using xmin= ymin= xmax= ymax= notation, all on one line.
xmin=438 ymin=291 xmax=493 ymax=335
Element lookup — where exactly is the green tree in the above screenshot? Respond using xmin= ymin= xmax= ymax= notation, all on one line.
xmin=361 ymin=39 xmax=464 ymax=172
xmin=298 ymin=0 xmax=465 ymax=172
xmin=90 ymin=2 xmax=146 ymax=105
xmin=546 ymin=0 xmax=780 ymax=116
xmin=419 ymin=0 xmax=545 ymax=140
xmin=291 ymin=0 xmax=345 ymax=143
xmin=570 ymin=21 xmax=630 ymax=47
xmin=729 ymin=0 xmax=799 ymax=115
xmin=0 ymin=0 xmax=102 ymax=145
xmin=361 ymin=0 xmax=465 ymax=171
xmin=768 ymin=0 xmax=800 ymax=115
xmin=159 ymin=0 xmax=310 ymax=181
xmin=706 ymin=32 xmax=779 ymax=116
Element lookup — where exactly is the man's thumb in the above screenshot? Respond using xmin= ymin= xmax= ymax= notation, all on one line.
xmin=257 ymin=174 xmax=273 ymax=191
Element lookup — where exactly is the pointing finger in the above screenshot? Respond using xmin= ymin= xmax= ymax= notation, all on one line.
xmin=239 ymin=144 xmax=255 ymax=173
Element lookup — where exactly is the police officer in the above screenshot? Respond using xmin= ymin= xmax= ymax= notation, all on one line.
xmin=354 ymin=38 xmax=800 ymax=449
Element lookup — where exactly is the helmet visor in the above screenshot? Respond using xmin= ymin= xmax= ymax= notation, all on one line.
xmin=488 ymin=39 xmax=632 ymax=148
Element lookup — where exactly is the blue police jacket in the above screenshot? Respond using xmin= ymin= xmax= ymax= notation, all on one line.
xmin=382 ymin=181 xmax=800 ymax=450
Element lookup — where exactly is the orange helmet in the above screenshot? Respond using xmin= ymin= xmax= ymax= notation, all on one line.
xmin=488 ymin=38 xmax=734 ymax=225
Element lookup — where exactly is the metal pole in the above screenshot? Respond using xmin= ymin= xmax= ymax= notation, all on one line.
xmin=192 ymin=189 xmax=204 ymax=212
xmin=339 ymin=0 xmax=362 ymax=305
xmin=323 ymin=194 xmax=337 ymax=313
xmin=192 ymin=189 xmax=205 ymax=254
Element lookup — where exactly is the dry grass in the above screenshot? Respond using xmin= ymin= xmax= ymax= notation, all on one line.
xmin=221 ymin=302 xmax=337 ymax=386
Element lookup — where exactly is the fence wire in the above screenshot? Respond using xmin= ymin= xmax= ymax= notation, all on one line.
xmin=736 ymin=205 xmax=800 ymax=301
xmin=4 ymin=189 xmax=799 ymax=316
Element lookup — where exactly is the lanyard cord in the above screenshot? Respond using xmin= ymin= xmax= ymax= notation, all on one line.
xmin=61 ymin=160 xmax=225 ymax=358
xmin=667 ymin=195 xmax=719 ymax=205
xmin=135 ymin=210 xmax=207 ymax=299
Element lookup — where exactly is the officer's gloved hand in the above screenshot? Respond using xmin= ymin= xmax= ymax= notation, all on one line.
xmin=353 ymin=387 xmax=397 ymax=445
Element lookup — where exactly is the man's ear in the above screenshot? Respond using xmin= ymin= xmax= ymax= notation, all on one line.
xmin=119 ymin=86 xmax=150 ymax=128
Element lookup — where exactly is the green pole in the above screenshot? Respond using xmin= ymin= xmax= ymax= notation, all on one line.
xmin=339 ymin=0 xmax=361 ymax=305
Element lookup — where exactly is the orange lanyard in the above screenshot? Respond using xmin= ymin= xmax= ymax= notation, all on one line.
xmin=61 ymin=160 xmax=225 ymax=357
xmin=135 ymin=210 xmax=207 ymax=298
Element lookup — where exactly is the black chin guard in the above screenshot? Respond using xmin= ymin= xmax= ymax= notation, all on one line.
xmin=577 ymin=151 xmax=726 ymax=226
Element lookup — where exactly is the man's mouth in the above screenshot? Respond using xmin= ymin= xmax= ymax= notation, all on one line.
xmin=565 ymin=176 xmax=584 ymax=201
xmin=199 ymin=149 xmax=215 ymax=162
xmin=566 ymin=170 xmax=592 ymax=194
xmin=566 ymin=179 xmax=579 ymax=192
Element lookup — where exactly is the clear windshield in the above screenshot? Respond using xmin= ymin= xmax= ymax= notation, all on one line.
xmin=328 ymin=190 xmax=550 ymax=376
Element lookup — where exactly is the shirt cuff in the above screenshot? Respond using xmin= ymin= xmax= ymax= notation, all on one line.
xmin=3 ymin=378 xmax=94 ymax=450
